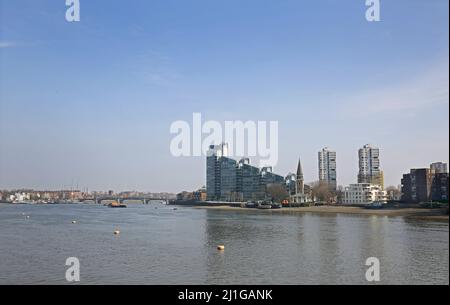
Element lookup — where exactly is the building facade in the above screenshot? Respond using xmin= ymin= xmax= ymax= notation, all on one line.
xmin=219 ymin=156 xmax=238 ymax=201
xmin=431 ymin=173 xmax=449 ymax=202
xmin=342 ymin=183 xmax=387 ymax=205
xmin=193 ymin=187 xmax=207 ymax=201
xmin=318 ymin=147 xmax=337 ymax=190
xmin=260 ymin=166 xmax=284 ymax=185
xmin=430 ymin=162 xmax=448 ymax=174
xmin=358 ymin=144 xmax=384 ymax=189
xmin=401 ymin=168 xmax=433 ymax=203
xmin=237 ymin=158 xmax=261 ymax=201
xmin=206 ymin=143 xmax=228 ymax=200
xmin=401 ymin=164 xmax=449 ymax=203
xmin=206 ymin=144 xmax=284 ymax=202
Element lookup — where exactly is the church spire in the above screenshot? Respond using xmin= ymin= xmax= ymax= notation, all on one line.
xmin=297 ymin=159 xmax=303 ymax=177
xmin=296 ymin=158 xmax=304 ymax=194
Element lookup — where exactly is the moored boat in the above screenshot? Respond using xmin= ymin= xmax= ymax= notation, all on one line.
xmin=257 ymin=202 xmax=272 ymax=209
xmin=108 ymin=201 xmax=127 ymax=208
xmin=365 ymin=202 xmax=384 ymax=209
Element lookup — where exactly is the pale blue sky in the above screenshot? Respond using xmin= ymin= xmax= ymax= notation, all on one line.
xmin=0 ymin=0 xmax=448 ymax=192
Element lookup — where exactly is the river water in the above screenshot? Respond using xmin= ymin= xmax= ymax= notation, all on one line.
xmin=0 ymin=203 xmax=448 ymax=285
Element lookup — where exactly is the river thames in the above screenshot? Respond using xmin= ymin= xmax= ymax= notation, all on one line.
xmin=0 ymin=202 xmax=448 ymax=285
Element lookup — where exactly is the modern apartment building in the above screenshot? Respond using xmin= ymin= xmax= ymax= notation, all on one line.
xmin=401 ymin=165 xmax=449 ymax=203
xmin=430 ymin=162 xmax=448 ymax=174
xmin=260 ymin=166 xmax=285 ymax=190
xmin=236 ymin=158 xmax=264 ymax=201
xmin=358 ymin=144 xmax=384 ymax=189
xmin=431 ymin=173 xmax=449 ymax=202
xmin=206 ymin=144 xmax=284 ymax=201
xmin=219 ymin=156 xmax=238 ymax=201
xmin=206 ymin=143 xmax=228 ymax=200
xmin=318 ymin=147 xmax=337 ymax=190
xmin=342 ymin=183 xmax=387 ymax=205
xmin=401 ymin=168 xmax=433 ymax=202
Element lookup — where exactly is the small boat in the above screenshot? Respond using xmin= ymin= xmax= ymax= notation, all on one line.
xmin=365 ymin=202 xmax=384 ymax=209
xmin=108 ymin=201 xmax=127 ymax=208
xmin=271 ymin=203 xmax=282 ymax=209
xmin=257 ymin=202 xmax=272 ymax=210
xmin=245 ymin=201 xmax=257 ymax=208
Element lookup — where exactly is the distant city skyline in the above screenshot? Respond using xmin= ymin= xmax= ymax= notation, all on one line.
xmin=0 ymin=0 xmax=448 ymax=192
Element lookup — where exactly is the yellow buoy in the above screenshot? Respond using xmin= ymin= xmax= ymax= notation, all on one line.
xmin=217 ymin=245 xmax=225 ymax=251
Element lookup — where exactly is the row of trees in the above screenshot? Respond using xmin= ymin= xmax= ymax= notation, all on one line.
xmin=266 ymin=181 xmax=338 ymax=203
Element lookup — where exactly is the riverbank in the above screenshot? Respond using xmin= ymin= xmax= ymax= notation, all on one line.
xmin=194 ymin=205 xmax=449 ymax=221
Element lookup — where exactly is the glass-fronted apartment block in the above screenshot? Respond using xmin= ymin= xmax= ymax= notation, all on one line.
xmin=260 ymin=167 xmax=285 ymax=186
xmin=206 ymin=144 xmax=228 ymax=200
xmin=219 ymin=156 xmax=238 ymax=201
xmin=206 ymin=144 xmax=284 ymax=202
xmin=237 ymin=158 xmax=263 ymax=201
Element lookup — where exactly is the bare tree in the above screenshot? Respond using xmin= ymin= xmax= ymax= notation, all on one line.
xmin=266 ymin=184 xmax=289 ymax=203
xmin=311 ymin=181 xmax=336 ymax=204
xmin=385 ymin=185 xmax=401 ymax=201
xmin=335 ymin=185 xmax=345 ymax=204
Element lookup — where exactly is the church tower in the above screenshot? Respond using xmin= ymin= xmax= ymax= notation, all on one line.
xmin=296 ymin=158 xmax=304 ymax=194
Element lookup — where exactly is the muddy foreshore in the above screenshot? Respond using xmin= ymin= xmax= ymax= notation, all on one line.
xmin=193 ymin=205 xmax=449 ymax=221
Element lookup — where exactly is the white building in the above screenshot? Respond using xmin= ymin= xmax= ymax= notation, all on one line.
xmin=342 ymin=183 xmax=387 ymax=205
xmin=10 ymin=192 xmax=30 ymax=202
xmin=318 ymin=147 xmax=337 ymax=190
xmin=358 ymin=144 xmax=384 ymax=189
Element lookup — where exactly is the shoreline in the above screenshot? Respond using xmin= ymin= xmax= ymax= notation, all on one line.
xmin=193 ymin=205 xmax=449 ymax=221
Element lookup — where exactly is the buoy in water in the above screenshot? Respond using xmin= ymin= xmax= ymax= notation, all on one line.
xmin=114 ymin=230 xmax=120 ymax=235
xmin=72 ymin=220 xmax=77 ymax=224
xmin=26 ymin=215 xmax=30 ymax=219
xmin=217 ymin=245 xmax=225 ymax=251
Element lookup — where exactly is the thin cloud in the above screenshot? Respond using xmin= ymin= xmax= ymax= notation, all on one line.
xmin=0 ymin=41 xmax=17 ymax=48
xmin=341 ymin=59 xmax=449 ymax=117
xmin=136 ymin=51 xmax=183 ymax=87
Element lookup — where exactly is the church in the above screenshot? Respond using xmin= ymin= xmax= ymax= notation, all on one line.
xmin=289 ymin=159 xmax=313 ymax=204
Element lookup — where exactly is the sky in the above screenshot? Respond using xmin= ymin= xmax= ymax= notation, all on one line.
xmin=0 ymin=0 xmax=448 ymax=192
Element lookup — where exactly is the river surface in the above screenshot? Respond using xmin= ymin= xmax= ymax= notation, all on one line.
xmin=0 ymin=203 xmax=448 ymax=285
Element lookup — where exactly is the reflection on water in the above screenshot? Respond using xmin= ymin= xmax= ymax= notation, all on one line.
xmin=0 ymin=204 xmax=448 ymax=284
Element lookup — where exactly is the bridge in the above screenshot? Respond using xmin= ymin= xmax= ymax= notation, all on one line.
xmin=80 ymin=197 xmax=170 ymax=205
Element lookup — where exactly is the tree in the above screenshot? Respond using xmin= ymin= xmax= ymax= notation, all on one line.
xmin=266 ymin=184 xmax=289 ymax=203
xmin=335 ymin=185 xmax=345 ymax=204
xmin=385 ymin=185 xmax=401 ymax=201
xmin=311 ymin=181 xmax=336 ymax=204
